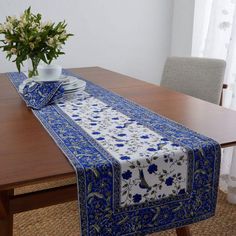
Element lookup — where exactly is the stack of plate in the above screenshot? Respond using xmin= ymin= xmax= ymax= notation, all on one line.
xmin=62 ymin=76 xmax=86 ymax=94
xmin=19 ymin=75 xmax=86 ymax=95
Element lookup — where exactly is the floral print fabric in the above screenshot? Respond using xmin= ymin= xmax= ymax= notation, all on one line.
xmin=58 ymin=93 xmax=188 ymax=206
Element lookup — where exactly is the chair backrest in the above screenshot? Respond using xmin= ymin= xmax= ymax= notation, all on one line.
xmin=160 ymin=57 xmax=226 ymax=104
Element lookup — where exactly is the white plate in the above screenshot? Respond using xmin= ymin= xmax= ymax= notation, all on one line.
xmin=32 ymin=74 xmax=67 ymax=82
xmin=63 ymin=84 xmax=86 ymax=91
xmin=64 ymin=86 xmax=86 ymax=94
xmin=63 ymin=76 xmax=79 ymax=85
xmin=62 ymin=77 xmax=86 ymax=91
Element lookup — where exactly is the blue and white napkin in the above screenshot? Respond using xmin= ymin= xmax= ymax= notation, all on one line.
xmin=21 ymin=81 xmax=64 ymax=110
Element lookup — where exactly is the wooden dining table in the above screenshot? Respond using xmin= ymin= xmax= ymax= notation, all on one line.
xmin=1 ymin=67 xmax=236 ymax=236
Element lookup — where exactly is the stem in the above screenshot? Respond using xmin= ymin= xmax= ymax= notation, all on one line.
xmin=28 ymin=57 xmax=40 ymax=78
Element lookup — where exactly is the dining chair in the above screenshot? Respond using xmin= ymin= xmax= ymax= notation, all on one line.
xmin=161 ymin=56 xmax=226 ymax=235
xmin=160 ymin=57 xmax=227 ymax=105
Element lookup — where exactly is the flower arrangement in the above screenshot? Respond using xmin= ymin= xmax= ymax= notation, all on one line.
xmin=0 ymin=7 xmax=73 ymax=77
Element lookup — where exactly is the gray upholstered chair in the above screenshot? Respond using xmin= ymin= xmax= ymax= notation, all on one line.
xmin=160 ymin=57 xmax=226 ymax=105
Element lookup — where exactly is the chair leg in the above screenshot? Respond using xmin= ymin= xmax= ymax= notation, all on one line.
xmin=220 ymin=91 xmax=223 ymax=106
xmin=176 ymin=226 xmax=191 ymax=236
xmin=0 ymin=190 xmax=13 ymax=236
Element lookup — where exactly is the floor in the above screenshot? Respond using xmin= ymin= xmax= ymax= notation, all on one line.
xmin=13 ymin=179 xmax=236 ymax=236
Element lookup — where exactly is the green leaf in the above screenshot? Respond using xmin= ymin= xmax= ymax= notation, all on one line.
xmin=90 ymin=168 xmax=100 ymax=178
xmin=117 ymin=216 xmax=129 ymax=225
xmin=87 ymin=192 xmax=104 ymax=202
xmin=16 ymin=59 xmax=21 ymax=72
xmin=39 ymin=53 xmax=48 ymax=64
xmin=87 ymin=183 xmax=92 ymax=193
xmin=92 ymin=224 xmax=100 ymax=233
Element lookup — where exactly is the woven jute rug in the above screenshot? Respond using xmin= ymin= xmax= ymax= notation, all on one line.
xmin=13 ymin=178 xmax=236 ymax=236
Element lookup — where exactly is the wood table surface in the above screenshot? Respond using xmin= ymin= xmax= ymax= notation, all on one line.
xmin=1 ymin=66 xmax=236 ymax=191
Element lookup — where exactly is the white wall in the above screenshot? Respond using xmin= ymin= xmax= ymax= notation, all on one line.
xmin=0 ymin=0 xmax=174 ymax=84
xmin=171 ymin=0 xmax=195 ymax=56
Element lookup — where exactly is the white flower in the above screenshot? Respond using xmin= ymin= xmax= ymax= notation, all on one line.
xmin=47 ymin=37 xmax=54 ymax=47
xmin=30 ymin=22 xmax=37 ymax=29
xmin=60 ymin=32 xmax=67 ymax=40
xmin=20 ymin=14 xmax=24 ymax=20
xmin=10 ymin=48 xmax=17 ymax=54
xmin=42 ymin=21 xmax=52 ymax=27
xmin=22 ymin=18 xmax=27 ymax=25
xmin=6 ymin=38 xmax=11 ymax=43
xmin=0 ymin=9 xmax=72 ymax=70
xmin=53 ymin=35 xmax=59 ymax=42
xmin=18 ymin=22 xmax=24 ymax=29
xmin=56 ymin=42 xmax=62 ymax=47
xmin=11 ymin=16 xmax=17 ymax=21
xmin=5 ymin=22 xmax=13 ymax=31
xmin=7 ymin=16 xmax=17 ymax=24
xmin=0 ymin=24 xmax=5 ymax=32
xmin=19 ymin=31 xmax=25 ymax=39
xmin=29 ymin=42 xmax=34 ymax=50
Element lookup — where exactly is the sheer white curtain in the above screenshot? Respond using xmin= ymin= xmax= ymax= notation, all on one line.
xmin=194 ymin=0 xmax=236 ymax=203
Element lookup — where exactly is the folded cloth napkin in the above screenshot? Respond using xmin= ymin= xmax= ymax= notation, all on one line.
xmin=21 ymin=81 xmax=64 ymax=110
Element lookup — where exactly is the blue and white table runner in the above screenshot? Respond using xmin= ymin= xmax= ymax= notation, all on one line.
xmin=8 ymin=70 xmax=221 ymax=235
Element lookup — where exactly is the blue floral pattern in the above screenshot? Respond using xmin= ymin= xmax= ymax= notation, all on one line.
xmin=7 ymin=71 xmax=221 ymax=236
xmin=22 ymin=80 xmax=64 ymax=109
xmin=58 ymin=93 xmax=189 ymax=206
